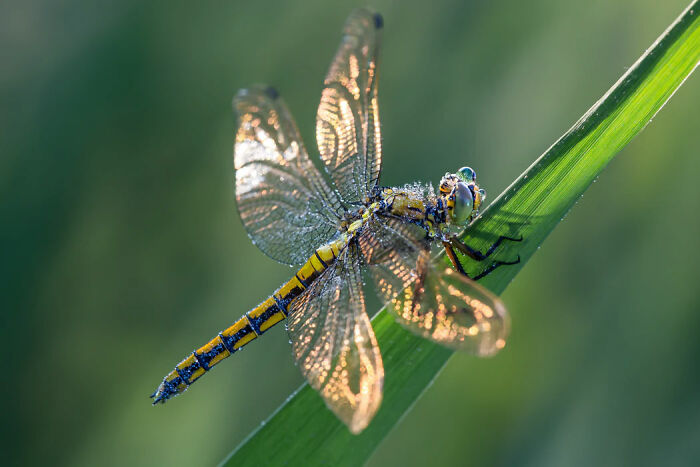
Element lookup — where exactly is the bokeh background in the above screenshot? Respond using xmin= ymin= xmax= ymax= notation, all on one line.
xmin=3 ymin=0 xmax=699 ymax=465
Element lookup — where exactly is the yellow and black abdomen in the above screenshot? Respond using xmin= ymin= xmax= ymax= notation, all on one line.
xmin=151 ymin=241 xmax=342 ymax=404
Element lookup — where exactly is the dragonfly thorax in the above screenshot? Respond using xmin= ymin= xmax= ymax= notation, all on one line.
xmin=373 ymin=185 xmax=446 ymax=238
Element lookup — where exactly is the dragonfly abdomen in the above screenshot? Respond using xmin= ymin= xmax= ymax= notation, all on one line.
xmin=151 ymin=239 xmax=345 ymax=404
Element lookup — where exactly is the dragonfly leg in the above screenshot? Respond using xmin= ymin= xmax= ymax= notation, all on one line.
xmin=449 ymin=234 xmax=522 ymax=262
xmin=442 ymin=240 xmax=467 ymax=275
xmin=471 ymin=255 xmax=521 ymax=280
xmin=446 ymin=234 xmax=522 ymax=280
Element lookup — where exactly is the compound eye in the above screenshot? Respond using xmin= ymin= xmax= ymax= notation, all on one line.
xmin=457 ymin=166 xmax=476 ymax=182
xmin=451 ymin=182 xmax=474 ymax=225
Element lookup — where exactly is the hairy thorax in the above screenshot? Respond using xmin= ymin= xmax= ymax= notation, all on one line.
xmin=337 ymin=184 xmax=448 ymax=241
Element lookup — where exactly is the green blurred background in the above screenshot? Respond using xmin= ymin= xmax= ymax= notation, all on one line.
xmin=2 ymin=0 xmax=699 ymax=465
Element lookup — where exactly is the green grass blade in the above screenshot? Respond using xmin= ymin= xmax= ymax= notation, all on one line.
xmin=223 ymin=3 xmax=700 ymax=466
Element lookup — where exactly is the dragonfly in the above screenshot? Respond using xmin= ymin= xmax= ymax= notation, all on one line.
xmin=152 ymin=8 xmax=521 ymax=434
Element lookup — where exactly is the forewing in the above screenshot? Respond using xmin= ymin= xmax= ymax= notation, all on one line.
xmin=364 ymin=216 xmax=510 ymax=356
xmin=287 ymin=244 xmax=383 ymax=434
xmin=234 ymin=86 xmax=342 ymax=266
xmin=316 ymin=9 xmax=383 ymax=204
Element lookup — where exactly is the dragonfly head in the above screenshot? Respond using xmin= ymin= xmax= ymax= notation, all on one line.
xmin=440 ymin=167 xmax=485 ymax=227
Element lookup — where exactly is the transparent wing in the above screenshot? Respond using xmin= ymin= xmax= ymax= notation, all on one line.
xmin=234 ymin=86 xmax=342 ymax=266
xmin=362 ymin=216 xmax=510 ymax=356
xmin=287 ymin=243 xmax=383 ymax=433
xmin=316 ymin=8 xmax=383 ymax=204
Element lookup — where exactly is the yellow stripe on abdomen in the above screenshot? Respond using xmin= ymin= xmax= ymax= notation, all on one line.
xmin=151 ymin=239 xmax=344 ymax=404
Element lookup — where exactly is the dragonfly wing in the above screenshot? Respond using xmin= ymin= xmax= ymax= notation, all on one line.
xmin=392 ymin=261 xmax=510 ymax=356
xmin=287 ymin=243 xmax=383 ymax=433
xmin=363 ymin=216 xmax=510 ymax=356
xmin=316 ymin=8 xmax=383 ymax=204
xmin=234 ymin=86 xmax=342 ymax=266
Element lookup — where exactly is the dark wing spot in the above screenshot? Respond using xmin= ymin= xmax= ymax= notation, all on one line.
xmin=264 ymin=86 xmax=279 ymax=100
xmin=374 ymin=13 xmax=384 ymax=29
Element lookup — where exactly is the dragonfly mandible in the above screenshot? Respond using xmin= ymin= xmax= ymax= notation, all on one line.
xmin=152 ymin=8 xmax=521 ymax=434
